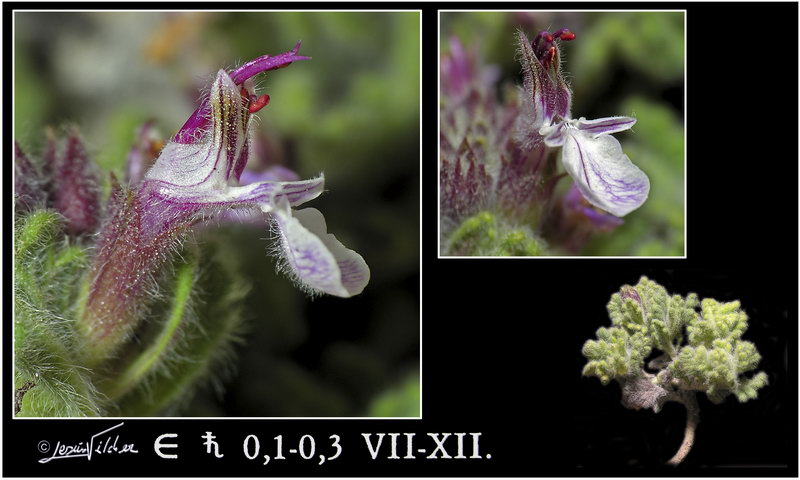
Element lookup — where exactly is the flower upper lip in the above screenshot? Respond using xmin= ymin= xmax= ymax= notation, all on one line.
xmin=174 ymin=41 xmax=310 ymax=145
xmin=549 ymin=116 xmax=648 ymax=218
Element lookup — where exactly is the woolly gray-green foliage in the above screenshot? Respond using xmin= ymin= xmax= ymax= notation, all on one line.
xmin=15 ymin=210 xmax=102 ymax=416
xmin=670 ymin=299 xmax=768 ymax=403
xmin=14 ymin=209 xmax=248 ymax=416
xmin=582 ymin=276 xmax=766 ymax=406
xmin=582 ymin=276 xmax=767 ymax=463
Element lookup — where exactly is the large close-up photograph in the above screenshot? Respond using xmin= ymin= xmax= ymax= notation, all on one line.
xmin=13 ymin=11 xmax=420 ymax=417
xmin=439 ymin=11 xmax=685 ymax=257
xmin=4 ymin=3 xmax=800 ymax=478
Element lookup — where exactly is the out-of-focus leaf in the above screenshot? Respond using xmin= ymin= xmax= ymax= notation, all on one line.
xmin=367 ymin=373 xmax=420 ymax=417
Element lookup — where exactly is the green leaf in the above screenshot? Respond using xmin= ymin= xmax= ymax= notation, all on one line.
xmin=366 ymin=373 xmax=421 ymax=417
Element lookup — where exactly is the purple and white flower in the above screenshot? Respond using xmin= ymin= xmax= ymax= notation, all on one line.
xmin=84 ymin=42 xmax=369 ymax=348
xmin=150 ymin=44 xmax=369 ymax=297
xmin=139 ymin=42 xmax=370 ymax=299
xmin=516 ymin=29 xmax=650 ymax=218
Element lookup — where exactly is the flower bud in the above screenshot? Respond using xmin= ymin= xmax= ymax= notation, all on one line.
xmin=14 ymin=142 xmax=45 ymax=212
xmin=125 ymin=121 xmax=163 ymax=187
xmin=52 ymin=128 xmax=101 ymax=235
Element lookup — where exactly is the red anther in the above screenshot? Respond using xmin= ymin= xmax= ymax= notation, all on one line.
xmin=545 ymin=34 xmax=554 ymax=43
xmin=248 ymin=94 xmax=270 ymax=113
xmin=559 ymin=30 xmax=576 ymax=41
xmin=551 ymin=28 xmax=576 ymax=41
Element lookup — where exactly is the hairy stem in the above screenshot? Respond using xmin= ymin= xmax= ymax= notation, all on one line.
xmin=101 ymin=260 xmax=195 ymax=401
xmin=667 ymin=391 xmax=700 ymax=466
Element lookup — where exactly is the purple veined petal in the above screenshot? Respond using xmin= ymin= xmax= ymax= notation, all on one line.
xmin=174 ymin=107 xmax=212 ymax=144
xmin=575 ymin=116 xmax=636 ymax=137
xmin=204 ymin=169 xmax=314 ymax=227
xmin=541 ymin=121 xmax=567 ymax=147
xmin=203 ymin=167 xmax=311 ymax=227
xmin=148 ymin=70 xmax=249 ymax=188
xmin=231 ymin=136 xmax=251 ymax=182
xmin=239 ymin=165 xmax=301 ymax=185
xmin=560 ymin=130 xmax=649 ymax=217
xmin=259 ymin=176 xmax=325 ymax=206
xmin=269 ymin=199 xmax=369 ymax=298
xmin=563 ymin=184 xmax=624 ymax=231
xmin=174 ymin=42 xmax=310 ymax=144
xmin=144 ymin=175 xmax=324 ymax=214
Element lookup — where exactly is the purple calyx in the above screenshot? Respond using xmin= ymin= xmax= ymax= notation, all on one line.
xmin=620 ymin=285 xmax=642 ymax=306
xmin=174 ymin=42 xmax=310 ymax=144
xmin=532 ymin=28 xmax=575 ymax=69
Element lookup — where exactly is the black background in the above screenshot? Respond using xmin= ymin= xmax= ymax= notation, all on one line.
xmin=4 ymin=2 xmax=798 ymax=477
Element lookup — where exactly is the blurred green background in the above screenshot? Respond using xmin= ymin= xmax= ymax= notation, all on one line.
xmin=441 ymin=12 xmax=685 ymax=256
xmin=15 ymin=12 xmax=420 ymax=416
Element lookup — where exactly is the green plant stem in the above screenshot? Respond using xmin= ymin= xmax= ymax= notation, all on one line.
xmin=102 ymin=262 xmax=195 ymax=401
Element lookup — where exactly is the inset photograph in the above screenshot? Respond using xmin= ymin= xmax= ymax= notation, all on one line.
xmin=440 ymin=11 xmax=685 ymax=257
xmin=572 ymin=271 xmax=788 ymax=468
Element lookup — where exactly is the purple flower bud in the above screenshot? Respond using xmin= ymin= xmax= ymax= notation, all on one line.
xmin=441 ymin=36 xmax=473 ymax=97
xmin=440 ymin=142 xmax=492 ymax=226
xmin=620 ymin=285 xmax=642 ymax=305
xmin=125 ymin=121 xmax=163 ymax=187
xmin=441 ymin=36 xmax=500 ymax=100
xmin=14 ymin=142 xmax=45 ymax=212
xmin=52 ymin=128 xmax=101 ymax=235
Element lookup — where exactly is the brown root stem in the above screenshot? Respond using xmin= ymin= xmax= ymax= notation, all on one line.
xmin=14 ymin=381 xmax=35 ymax=415
xmin=666 ymin=392 xmax=700 ymax=466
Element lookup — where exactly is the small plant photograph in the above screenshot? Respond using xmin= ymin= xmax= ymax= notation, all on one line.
xmin=13 ymin=11 xmax=420 ymax=417
xmin=582 ymin=276 xmax=781 ymax=466
xmin=439 ymin=11 xmax=685 ymax=256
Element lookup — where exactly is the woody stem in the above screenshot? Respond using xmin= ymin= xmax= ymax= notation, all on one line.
xmin=667 ymin=391 xmax=700 ymax=466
